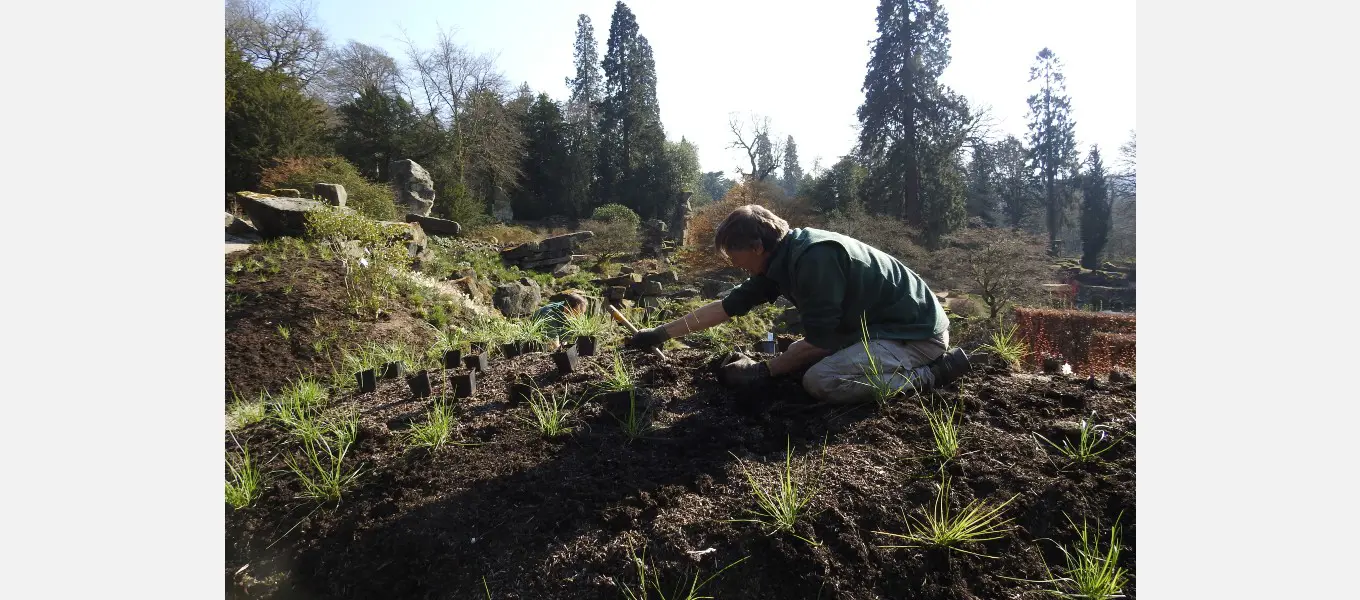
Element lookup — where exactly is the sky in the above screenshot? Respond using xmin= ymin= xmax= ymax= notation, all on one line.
xmin=294 ymin=0 xmax=1135 ymax=179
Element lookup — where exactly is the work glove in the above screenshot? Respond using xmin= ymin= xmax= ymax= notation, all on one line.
xmin=718 ymin=352 xmax=771 ymax=387
xmin=626 ymin=327 xmax=671 ymax=350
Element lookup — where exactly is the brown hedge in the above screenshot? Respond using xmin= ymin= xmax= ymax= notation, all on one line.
xmin=1013 ymin=307 xmax=1136 ymax=375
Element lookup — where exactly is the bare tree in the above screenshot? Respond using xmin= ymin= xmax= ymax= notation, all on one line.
xmin=225 ymin=0 xmax=329 ymax=87
xmin=400 ymin=25 xmax=506 ymax=128
xmin=317 ymin=40 xmax=401 ymax=105
xmin=727 ymin=113 xmax=784 ymax=182
xmin=938 ymin=227 xmax=1050 ymax=320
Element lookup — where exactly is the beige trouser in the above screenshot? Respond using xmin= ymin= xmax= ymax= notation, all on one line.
xmin=802 ymin=331 xmax=949 ymax=403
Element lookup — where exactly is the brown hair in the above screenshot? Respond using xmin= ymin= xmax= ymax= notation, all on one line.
xmin=561 ymin=291 xmax=588 ymax=314
xmin=713 ymin=204 xmax=789 ymax=256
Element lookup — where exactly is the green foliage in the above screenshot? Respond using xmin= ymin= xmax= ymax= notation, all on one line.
xmin=1080 ymin=145 xmax=1112 ymax=269
xmin=521 ymin=387 xmax=577 ymax=439
xmin=875 ymin=477 xmax=1017 ymax=558
xmin=598 ymin=3 xmax=676 ymax=220
xmin=407 ymin=400 xmax=457 ymax=451
xmin=781 ymin=136 xmax=804 ymax=198
xmin=729 ymin=438 xmax=827 ymax=545
xmin=284 ymin=431 xmax=364 ymax=504
xmin=921 ymin=398 xmax=962 ymax=462
xmin=225 ymin=38 xmax=327 ymax=192
xmin=225 ymin=441 xmax=262 ymax=509
xmin=978 ymin=320 xmax=1029 ymax=369
xmin=514 ymin=94 xmax=572 ymax=219
xmin=1035 ymin=412 xmax=1128 ymax=464
xmin=590 ymin=203 xmax=641 ymax=226
xmin=304 ymin=206 xmax=414 ymax=318
xmin=336 ymin=85 xmax=444 ymax=185
xmin=579 ymin=218 xmax=639 ymax=261
xmin=1026 ymin=47 xmax=1081 ymax=252
xmin=227 ymin=390 xmax=268 ymax=430
xmin=563 ymin=310 xmax=614 ymax=343
xmin=260 ymin=155 xmax=399 ymax=221
xmin=599 ymin=353 xmax=636 ymax=393
xmin=808 ymin=156 xmax=867 ymax=213
xmin=1033 ymin=514 xmax=1131 ymax=600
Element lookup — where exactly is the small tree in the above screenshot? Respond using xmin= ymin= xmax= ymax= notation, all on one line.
xmin=580 ymin=203 xmax=641 ymax=262
xmin=1079 ymin=145 xmax=1111 ymax=269
xmin=939 ymin=227 xmax=1050 ymax=320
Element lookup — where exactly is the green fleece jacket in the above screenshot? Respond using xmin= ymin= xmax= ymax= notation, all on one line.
xmin=720 ymin=227 xmax=948 ymax=351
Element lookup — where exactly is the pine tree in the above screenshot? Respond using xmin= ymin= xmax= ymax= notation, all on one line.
xmin=597 ymin=3 xmax=674 ymax=219
xmin=225 ymin=38 xmax=326 ymax=192
xmin=857 ymin=0 xmax=957 ymax=224
xmin=993 ymin=135 xmax=1035 ymax=229
xmin=965 ymin=143 xmax=998 ymax=226
xmin=512 ymin=94 xmax=570 ymax=219
xmin=1079 ymin=145 xmax=1111 ymax=269
xmin=565 ymin=14 xmax=603 ymax=216
xmin=336 ymin=85 xmax=421 ymax=182
xmin=781 ymin=136 xmax=804 ymax=197
xmin=1025 ymin=47 xmax=1079 ymax=254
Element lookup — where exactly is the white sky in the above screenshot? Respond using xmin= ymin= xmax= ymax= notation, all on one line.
xmin=301 ymin=0 xmax=1135 ymax=179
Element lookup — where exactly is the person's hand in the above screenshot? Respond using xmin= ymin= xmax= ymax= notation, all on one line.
xmin=718 ymin=353 xmax=771 ymax=387
xmin=626 ymin=326 xmax=671 ymax=350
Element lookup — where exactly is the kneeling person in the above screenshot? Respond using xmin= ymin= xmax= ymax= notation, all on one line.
xmin=626 ymin=205 xmax=969 ymax=403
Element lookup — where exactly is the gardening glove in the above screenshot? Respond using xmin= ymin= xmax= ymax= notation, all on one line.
xmin=626 ymin=326 xmax=671 ymax=350
xmin=718 ymin=353 xmax=771 ymax=387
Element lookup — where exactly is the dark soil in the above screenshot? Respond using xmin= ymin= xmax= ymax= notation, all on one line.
xmin=226 ymin=346 xmax=1135 ymax=599
xmin=226 ymin=247 xmax=435 ymax=403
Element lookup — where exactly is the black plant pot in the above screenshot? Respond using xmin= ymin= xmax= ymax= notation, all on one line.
xmin=500 ymin=342 xmax=522 ymax=359
xmin=601 ymin=389 xmax=636 ymax=415
xmin=381 ymin=361 xmax=405 ymax=379
xmin=508 ymin=378 xmax=533 ymax=407
xmin=776 ymin=335 xmax=795 ymax=353
xmin=453 ymin=371 xmax=477 ymax=398
xmin=551 ymin=344 xmax=579 ymax=375
xmin=576 ymin=336 xmax=597 ymax=357
xmin=464 ymin=352 xmax=489 ymax=373
xmin=445 ymin=349 xmax=465 ymax=369
xmin=355 ymin=369 xmax=377 ymax=393
xmin=470 ymin=342 xmax=488 ymax=355
xmin=755 ymin=341 xmax=777 ymax=354
xmin=407 ymin=370 xmax=432 ymax=399
xmin=520 ymin=340 xmax=546 ymax=354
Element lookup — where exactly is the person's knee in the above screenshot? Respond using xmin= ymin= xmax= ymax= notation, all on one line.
xmin=801 ymin=364 xmax=835 ymax=402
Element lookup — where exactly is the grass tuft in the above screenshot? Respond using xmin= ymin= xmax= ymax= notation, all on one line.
xmin=921 ymin=398 xmax=962 ymax=462
xmin=521 ymin=387 xmax=576 ymax=439
xmin=284 ymin=432 xmax=364 ymax=504
xmin=407 ymin=400 xmax=457 ymax=450
xmin=600 ymin=353 xmax=636 ymax=393
xmin=729 ymin=437 xmax=827 ymax=544
xmin=225 ymin=440 xmax=262 ymax=509
xmin=851 ymin=313 xmax=916 ymax=407
xmin=979 ymin=320 xmax=1029 ymax=369
xmin=227 ymin=390 xmax=268 ymax=430
xmin=1035 ymin=412 xmax=1128 ymax=464
xmin=616 ymin=390 xmax=652 ymax=442
xmin=621 ymin=544 xmax=749 ymax=600
xmin=874 ymin=477 xmax=1016 ymax=558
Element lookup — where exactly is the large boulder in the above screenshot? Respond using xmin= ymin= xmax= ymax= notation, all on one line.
xmin=313 ymin=183 xmax=347 ymax=207
xmin=552 ymin=263 xmax=580 ymax=278
xmin=377 ymin=221 xmax=430 ymax=264
xmin=225 ymin=212 xmax=258 ymax=237
xmin=390 ymin=159 xmax=436 ymax=216
xmin=493 ymin=277 xmax=542 ymax=318
xmin=234 ymin=192 xmax=326 ymax=238
xmin=405 ymin=213 xmax=462 ymax=236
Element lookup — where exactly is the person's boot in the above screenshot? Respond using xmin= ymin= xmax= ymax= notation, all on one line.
xmin=929 ymin=347 xmax=972 ymax=388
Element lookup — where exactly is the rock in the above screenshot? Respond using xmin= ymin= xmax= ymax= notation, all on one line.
xmin=492 ymin=277 xmax=542 ymax=318
xmin=1042 ymin=357 xmax=1063 ymax=374
xmin=552 ymin=263 xmax=580 ymax=278
xmin=372 ymin=221 xmax=430 ymax=266
xmin=502 ymin=242 xmax=541 ymax=260
xmin=390 ymin=159 xmax=436 ymax=216
xmin=619 ymin=266 xmax=634 ymax=274
xmin=1108 ymin=368 xmax=1135 ymax=384
xmin=313 ymin=183 xmax=347 ymax=207
xmin=541 ymin=231 xmax=593 ymax=251
xmin=270 ymin=188 xmax=301 ymax=198
xmin=638 ymin=281 xmax=664 ymax=296
xmin=234 ymin=192 xmax=327 ymax=238
xmin=225 ymin=212 xmax=258 ymax=237
xmin=606 ymin=286 xmax=627 ymax=301
xmin=491 ymin=186 xmax=514 ymax=222
xmin=450 ymin=276 xmax=487 ymax=304
xmin=405 ymin=213 xmax=462 ymax=236
xmin=668 ymin=287 xmax=700 ymax=299
xmin=522 ymin=255 xmax=573 ymax=269
xmin=604 ymin=273 xmax=642 ymax=287
xmin=640 ymin=296 xmax=662 ymax=309
xmin=643 ymin=270 xmax=679 ymax=286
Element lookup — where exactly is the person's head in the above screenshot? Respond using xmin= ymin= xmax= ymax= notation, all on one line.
xmin=713 ymin=204 xmax=789 ymax=275
xmin=561 ymin=292 xmax=588 ymax=316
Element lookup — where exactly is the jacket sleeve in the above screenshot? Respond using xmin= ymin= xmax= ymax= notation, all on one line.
xmin=720 ymin=275 xmax=781 ymax=317
xmin=791 ymin=244 xmax=848 ymax=350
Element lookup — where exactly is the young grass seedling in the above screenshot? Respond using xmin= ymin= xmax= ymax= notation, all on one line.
xmin=563 ymin=309 xmax=613 ymax=343
xmin=600 ymin=353 xmax=636 ymax=393
xmin=874 ymin=477 xmax=1016 ymax=558
xmin=846 ymin=313 xmax=917 ymax=408
xmin=616 ymin=390 xmax=652 ymax=442
xmin=284 ymin=432 xmax=364 ymax=504
xmin=277 ymin=324 xmax=291 ymax=342
xmin=226 ymin=389 xmax=268 ymax=430
xmin=1034 ymin=412 xmax=1128 ymax=464
xmin=407 ymin=400 xmax=456 ymax=451
xmin=1005 ymin=513 xmax=1130 ymax=600
xmin=225 ymin=439 xmax=262 ymax=509
xmin=729 ymin=437 xmax=828 ymax=545
xmin=978 ymin=319 xmax=1029 ymax=370
xmin=621 ymin=544 xmax=750 ymax=600
xmin=520 ymin=387 xmax=576 ymax=439
xmin=921 ymin=398 xmax=962 ymax=463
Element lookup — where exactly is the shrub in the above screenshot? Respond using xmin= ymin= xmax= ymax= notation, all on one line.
xmin=591 ymin=203 xmax=641 ymax=226
xmin=934 ymin=227 xmax=1051 ymax=319
xmin=305 ymin=206 xmax=414 ymax=318
xmin=1013 ymin=307 xmax=1135 ymax=375
xmin=579 ymin=218 xmax=639 ymax=262
xmin=1088 ymin=331 xmax=1136 ymax=375
xmin=259 ymin=156 xmax=400 ymax=221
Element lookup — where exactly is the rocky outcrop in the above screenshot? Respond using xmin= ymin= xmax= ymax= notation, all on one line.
xmin=234 ymin=192 xmax=326 ymax=238
xmin=500 ymin=231 xmax=594 ymax=270
xmin=390 ymin=159 xmax=436 ymax=216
